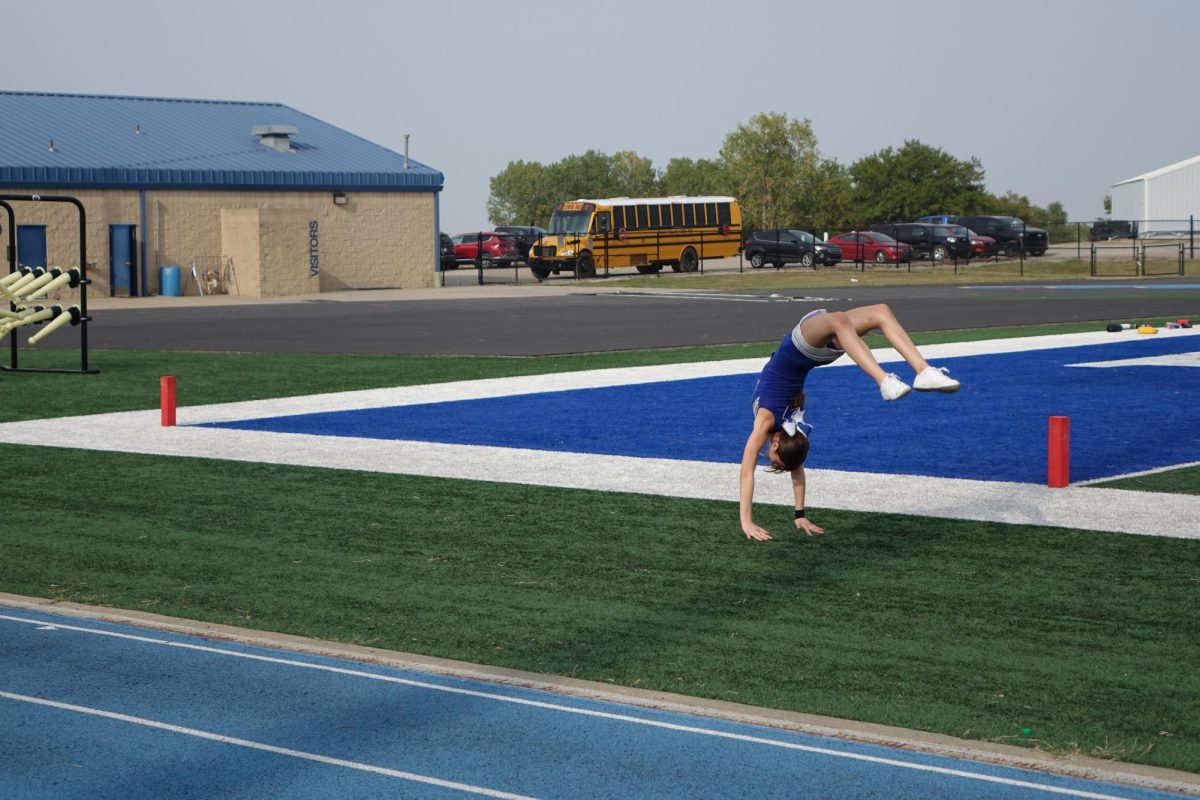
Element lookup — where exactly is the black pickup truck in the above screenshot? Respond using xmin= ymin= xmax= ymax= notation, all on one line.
xmin=956 ymin=215 xmax=1049 ymax=256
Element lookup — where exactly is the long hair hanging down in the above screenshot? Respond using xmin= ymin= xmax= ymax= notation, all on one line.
xmin=771 ymin=390 xmax=809 ymax=472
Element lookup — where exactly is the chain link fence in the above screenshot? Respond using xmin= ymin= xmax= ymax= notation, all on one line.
xmin=438 ymin=217 xmax=1197 ymax=285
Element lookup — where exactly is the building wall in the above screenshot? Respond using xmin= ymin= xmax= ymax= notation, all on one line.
xmin=0 ymin=187 xmax=437 ymax=298
xmin=1110 ymin=180 xmax=1145 ymax=229
xmin=1145 ymin=160 xmax=1200 ymax=233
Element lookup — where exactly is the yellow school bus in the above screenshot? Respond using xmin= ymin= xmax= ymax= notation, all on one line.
xmin=527 ymin=196 xmax=743 ymax=280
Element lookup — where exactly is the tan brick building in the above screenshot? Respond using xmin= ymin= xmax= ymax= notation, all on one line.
xmin=0 ymin=92 xmax=445 ymax=298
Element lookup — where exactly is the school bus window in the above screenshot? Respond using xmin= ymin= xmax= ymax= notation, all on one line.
xmin=613 ymin=206 xmax=626 ymax=232
xmin=657 ymin=205 xmax=671 ymax=228
xmin=706 ymin=203 xmax=717 ymax=225
xmin=718 ymin=203 xmax=731 ymax=226
xmin=683 ymin=204 xmax=695 ymax=226
xmin=636 ymin=205 xmax=648 ymax=229
xmin=648 ymin=205 xmax=661 ymax=228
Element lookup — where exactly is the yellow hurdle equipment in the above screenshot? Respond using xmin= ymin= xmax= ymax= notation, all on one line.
xmin=0 ymin=268 xmax=33 ymax=287
xmin=33 ymin=268 xmax=80 ymax=297
xmin=14 ymin=269 xmax=62 ymax=301
xmin=1137 ymin=324 xmax=1157 ymax=334
xmin=6 ymin=268 xmax=47 ymax=296
xmin=28 ymin=305 xmax=79 ymax=345
xmin=0 ymin=280 xmax=23 ymax=305
xmin=6 ymin=306 xmax=56 ymax=329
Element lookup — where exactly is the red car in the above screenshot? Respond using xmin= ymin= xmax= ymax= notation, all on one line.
xmin=964 ymin=228 xmax=998 ymax=258
xmin=452 ymin=232 xmax=519 ymax=268
xmin=826 ymin=231 xmax=913 ymax=264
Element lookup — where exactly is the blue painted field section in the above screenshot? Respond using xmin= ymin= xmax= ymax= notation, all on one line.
xmin=206 ymin=337 xmax=1200 ymax=484
xmin=0 ymin=608 xmax=1180 ymax=800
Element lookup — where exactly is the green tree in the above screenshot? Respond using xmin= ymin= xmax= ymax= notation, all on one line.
xmin=487 ymin=160 xmax=557 ymax=226
xmin=849 ymin=140 xmax=986 ymax=223
xmin=781 ymin=159 xmax=856 ymax=232
xmin=983 ymin=192 xmax=1071 ymax=241
xmin=721 ymin=112 xmax=822 ymax=229
xmin=547 ymin=149 xmax=621 ymax=203
xmin=661 ymin=157 xmax=731 ymax=196
xmin=609 ymin=150 xmax=660 ymax=197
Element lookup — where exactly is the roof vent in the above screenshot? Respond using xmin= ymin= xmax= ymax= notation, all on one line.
xmin=251 ymin=125 xmax=298 ymax=153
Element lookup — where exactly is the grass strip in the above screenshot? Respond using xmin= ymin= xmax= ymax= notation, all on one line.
xmin=1 ymin=442 xmax=1196 ymax=771
xmin=1092 ymin=464 xmax=1200 ymax=495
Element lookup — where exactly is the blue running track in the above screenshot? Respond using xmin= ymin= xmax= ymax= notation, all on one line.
xmin=0 ymin=608 xmax=1181 ymax=800
xmin=206 ymin=337 xmax=1200 ymax=484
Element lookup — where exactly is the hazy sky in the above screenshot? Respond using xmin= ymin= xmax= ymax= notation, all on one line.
xmin=5 ymin=0 xmax=1197 ymax=232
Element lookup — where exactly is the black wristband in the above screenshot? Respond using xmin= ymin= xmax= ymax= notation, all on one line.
xmin=794 ymin=508 xmax=806 ymax=519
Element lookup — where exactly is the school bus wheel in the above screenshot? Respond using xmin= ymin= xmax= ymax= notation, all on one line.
xmin=576 ymin=252 xmax=597 ymax=278
xmin=678 ymin=247 xmax=699 ymax=272
xmin=529 ymin=262 xmax=551 ymax=282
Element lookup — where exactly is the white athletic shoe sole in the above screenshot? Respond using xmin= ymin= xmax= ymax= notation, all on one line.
xmin=914 ymin=366 xmax=960 ymax=393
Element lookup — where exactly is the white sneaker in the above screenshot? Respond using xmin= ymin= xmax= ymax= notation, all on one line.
xmin=879 ymin=373 xmax=911 ymax=401
xmin=914 ymin=366 xmax=960 ymax=393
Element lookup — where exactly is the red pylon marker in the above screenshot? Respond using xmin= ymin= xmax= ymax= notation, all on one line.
xmin=1048 ymin=416 xmax=1069 ymax=488
xmin=161 ymin=376 xmax=177 ymax=427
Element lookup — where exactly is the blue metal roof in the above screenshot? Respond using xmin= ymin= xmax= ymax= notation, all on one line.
xmin=0 ymin=91 xmax=443 ymax=191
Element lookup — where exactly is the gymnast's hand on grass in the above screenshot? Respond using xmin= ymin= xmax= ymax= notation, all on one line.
xmin=795 ymin=518 xmax=825 ymax=536
xmin=742 ymin=522 xmax=773 ymax=542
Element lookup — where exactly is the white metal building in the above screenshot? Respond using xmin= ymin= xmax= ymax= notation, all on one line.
xmin=1111 ymin=154 xmax=1200 ymax=236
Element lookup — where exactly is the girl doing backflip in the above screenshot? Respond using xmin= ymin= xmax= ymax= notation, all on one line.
xmin=740 ymin=304 xmax=960 ymax=542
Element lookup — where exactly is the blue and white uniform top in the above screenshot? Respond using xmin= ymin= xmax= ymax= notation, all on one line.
xmin=751 ymin=308 xmax=844 ymax=435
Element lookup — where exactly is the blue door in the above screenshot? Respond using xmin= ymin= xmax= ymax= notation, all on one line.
xmin=109 ymin=224 xmax=137 ymax=295
xmin=16 ymin=225 xmax=47 ymax=269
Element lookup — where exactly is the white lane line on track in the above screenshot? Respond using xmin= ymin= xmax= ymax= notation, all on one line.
xmin=0 ymin=690 xmax=541 ymax=800
xmin=0 ymin=616 xmax=1137 ymax=800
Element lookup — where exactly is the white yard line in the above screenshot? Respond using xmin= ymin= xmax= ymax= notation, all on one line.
xmin=0 ymin=328 xmax=1197 ymax=538
xmin=0 ymin=415 xmax=1196 ymax=539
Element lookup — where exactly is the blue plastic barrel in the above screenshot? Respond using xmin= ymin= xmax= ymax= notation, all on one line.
xmin=159 ymin=265 xmax=181 ymax=297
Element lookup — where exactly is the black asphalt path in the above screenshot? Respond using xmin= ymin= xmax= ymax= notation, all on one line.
xmin=33 ymin=278 xmax=1200 ymax=356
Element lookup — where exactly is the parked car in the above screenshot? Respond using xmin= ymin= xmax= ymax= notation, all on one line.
xmin=955 ymin=215 xmax=1048 ymax=256
xmin=964 ymin=228 xmax=998 ymax=258
xmin=743 ymin=229 xmax=842 ymax=269
xmin=826 ymin=231 xmax=913 ymax=264
xmin=493 ymin=225 xmax=549 ymax=262
xmin=439 ymin=233 xmax=458 ymax=270
xmin=452 ymin=232 xmax=520 ymax=268
xmin=867 ymin=223 xmax=973 ymax=261
xmin=915 ymin=214 xmax=958 ymax=225
xmin=934 ymin=224 xmax=986 ymax=259
xmin=1089 ymin=220 xmax=1138 ymax=241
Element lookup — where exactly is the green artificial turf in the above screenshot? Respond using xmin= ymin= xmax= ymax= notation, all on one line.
xmin=2 ymin=320 xmax=1198 ymax=769
xmin=1092 ymin=464 xmax=1200 ymax=496
xmin=1 ymin=443 xmax=1196 ymax=771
